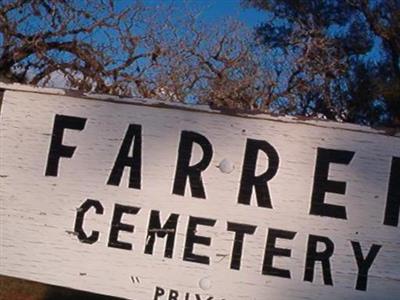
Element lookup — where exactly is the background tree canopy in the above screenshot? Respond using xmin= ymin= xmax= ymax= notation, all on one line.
xmin=0 ymin=0 xmax=399 ymax=127
xmin=243 ymin=0 xmax=400 ymax=126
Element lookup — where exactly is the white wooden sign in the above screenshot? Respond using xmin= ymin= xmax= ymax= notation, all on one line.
xmin=0 ymin=84 xmax=399 ymax=300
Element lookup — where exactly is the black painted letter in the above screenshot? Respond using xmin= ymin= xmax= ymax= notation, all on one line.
xmin=310 ymin=147 xmax=354 ymax=219
xmin=183 ymin=216 xmax=216 ymax=265
xmin=168 ymin=290 xmax=179 ymax=300
xmin=172 ymin=131 xmax=213 ymax=199
xmin=227 ymin=222 xmax=256 ymax=270
xmin=45 ymin=114 xmax=86 ymax=177
xmin=351 ymin=241 xmax=381 ymax=291
xmin=145 ymin=210 xmax=179 ymax=258
xmin=108 ymin=204 xmax=140 ymax=250
xmin=384 ymin=157 xmax=400 ymax=227
xmin=262 ymin=228 xmax=297 ymax=278
xmin=154 ymin=287 xmax=165 ymax=299
xmin=107 ymin=124 xmax=142 ymax=189
xmin=74 ymin=199 xmax=104 ymax=244
xmin=238 ymin=139 xmax=279 ymax=208
xmin=304 ymin=234 xmax=334 ymax=285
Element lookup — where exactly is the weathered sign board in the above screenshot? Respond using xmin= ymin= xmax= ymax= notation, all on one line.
xmin=0 ymin=83 xmax=399 ymax=299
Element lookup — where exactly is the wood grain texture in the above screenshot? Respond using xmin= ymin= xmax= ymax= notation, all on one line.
xmin=0 ymin=88 xmax=399 ymax=300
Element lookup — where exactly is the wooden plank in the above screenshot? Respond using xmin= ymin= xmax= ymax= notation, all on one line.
xmin=0 ymin=86 xmax=399 ymax=299
xmin=0 ymin=275 xmax=122 ymax=300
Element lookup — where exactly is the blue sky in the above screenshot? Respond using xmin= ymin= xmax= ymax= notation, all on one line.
xmin=141 ymin=0 xmax=266 ymax=27
xmin=194 ymin=0 xmax=266 ymax=26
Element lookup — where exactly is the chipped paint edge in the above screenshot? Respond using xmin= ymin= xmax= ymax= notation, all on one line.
xmin=0 ymin=82 xmax=398 ymax=137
